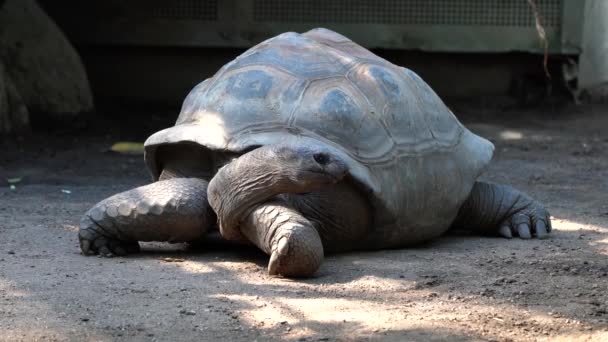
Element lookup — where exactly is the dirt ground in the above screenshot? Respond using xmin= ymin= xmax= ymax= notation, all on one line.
xmin=1 ymin=102 xmax=607 ymax=342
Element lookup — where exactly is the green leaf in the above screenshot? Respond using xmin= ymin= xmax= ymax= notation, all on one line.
xmin=110 ymin=142 xmax=144 ymax=155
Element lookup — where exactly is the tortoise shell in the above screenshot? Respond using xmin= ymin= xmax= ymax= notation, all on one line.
xmin=145 ymin=28 xmax=494 ymax=247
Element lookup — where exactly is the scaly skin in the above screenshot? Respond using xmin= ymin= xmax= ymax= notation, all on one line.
xmin=241 ymin=200 xmax=324 ymax=277
xmin=279 ymin=181 xmax=372 ymax=253
xmin=208 ymin=143 xmax=348 ymax=277
xmin=79 ymin=177 xmax=213 ymax=256
xmin=452 ymin=181 xmax=551 ymax=239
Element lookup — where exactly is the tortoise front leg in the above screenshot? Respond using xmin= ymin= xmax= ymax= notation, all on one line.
xmin=79 ymin=177 xmax=213 ymax=256
xmin=207 ymin=143 xmax=347 ymax=277
xmin=451 ymin=181 xmax=551 ymax=239
xmin=240 ymin=200 xmax=324 ymax=277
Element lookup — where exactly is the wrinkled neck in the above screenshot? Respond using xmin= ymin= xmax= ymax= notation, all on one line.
xmin=208 ymin=148 xmax=294 ymax=240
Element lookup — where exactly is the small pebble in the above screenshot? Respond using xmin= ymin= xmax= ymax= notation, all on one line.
xmin=179 ymin=309 xmax=196 ymax=316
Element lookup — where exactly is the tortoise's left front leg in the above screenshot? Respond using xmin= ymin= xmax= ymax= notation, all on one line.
xmin=451 ymin=181 xmax=551 ymax=239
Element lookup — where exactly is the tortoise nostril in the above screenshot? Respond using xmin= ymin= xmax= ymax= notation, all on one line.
xmin=313 ymin=153 xmax=330 ymax=165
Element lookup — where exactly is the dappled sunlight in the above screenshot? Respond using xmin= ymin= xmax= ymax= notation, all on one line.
xmin=553 ymin=217 xmax=608 ymax=255
xmin=173 ymin=260 xmax=215 ymax=274
xmin=348 ymin=274 xmax=413 ymax=291
xmin=212 ymin=289 xmax=605 ymax=341
xmin=62 ymin=224 xmax=79 ymax=232
xmin=215 ymin=293 xmax=406 ymax=338
xmin=2 ymin=328 xmax=108 ymax=342
xmin=0 ymin=280 xmax=29 ymax=298
xmin=174 ymin=213 xmax=608 ymax=341
xmin=552 ymin=217 xmax=608 ymax=232
xmin=499 ymin=129 xmax=524 ymax=140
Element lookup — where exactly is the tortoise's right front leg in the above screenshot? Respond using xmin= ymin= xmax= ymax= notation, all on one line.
xmin=79 ymin=177 xmax=213 ymax=256
xmin=240 ymin=200 xmax=324 ymax=277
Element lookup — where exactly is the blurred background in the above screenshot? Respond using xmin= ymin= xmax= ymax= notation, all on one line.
xmin=2 ymin=0 xmax=607 ymax=135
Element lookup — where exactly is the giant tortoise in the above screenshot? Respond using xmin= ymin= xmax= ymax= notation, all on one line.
xmin=79 ymin=28 xmax=551 ymax=277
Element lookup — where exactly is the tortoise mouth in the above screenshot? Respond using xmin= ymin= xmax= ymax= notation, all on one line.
xmin=307 ymin=169 xmax=347 ymax=183
xmin=295 ymin=168 xmax=347 ymax=190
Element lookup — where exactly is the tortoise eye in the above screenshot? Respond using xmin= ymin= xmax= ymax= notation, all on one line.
xmin=313 ymin=153 xmax=330 ymax=165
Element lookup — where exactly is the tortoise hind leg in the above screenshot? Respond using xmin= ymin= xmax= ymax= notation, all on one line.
xmin=451 ymin=181 xmax=551 ymax=239
xmin=79 ymin=177 xmax=213 ymax=256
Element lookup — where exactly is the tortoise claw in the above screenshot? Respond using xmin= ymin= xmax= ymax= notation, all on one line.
xmin=499 ymin=201 xmax=552 ymax=240
xmin=268 ymin=237 xmax=289 ymax=276
xmin=79 ymin=214 xmax=140 ymax=257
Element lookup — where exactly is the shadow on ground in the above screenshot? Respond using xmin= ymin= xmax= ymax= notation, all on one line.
xmin=1 ymin=104 xmax=607 ymax=341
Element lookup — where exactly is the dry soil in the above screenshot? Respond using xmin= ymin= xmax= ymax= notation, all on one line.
xmin=0 ymin=103 xmax=607 ymax=341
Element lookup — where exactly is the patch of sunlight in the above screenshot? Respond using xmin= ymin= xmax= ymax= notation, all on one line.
xmin=349 ymin=275 xmax=414 ymax=291
xmin=0 ymin=282 xmax=28 ymax=298
xmin=214 ymin=293 xmax=408 ymax=337
xmin=174 ymin=261 xmax=214 ymax=274
xmin=3 ymin=329 xmax=112 ymax=342
xmin=216 ymin=293 xmax=607 ymax=341
xmin=553 ymin=217 xmax=607 ymax=255
xmin=212 ymin=294 xmax=313 ymax=334
xmin=552 ymin=217 xmax=608 ymax=232
xmin=499 ymin=130 xmax=524 ymax=140
xmin=62 ymin=224 xmax=79 ymax=232
xmin=548 ymin=333 xmax=608 ymax=342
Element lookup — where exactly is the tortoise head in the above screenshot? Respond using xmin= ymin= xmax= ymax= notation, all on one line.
xmin=207 ymin=142 xmax=349 ymax=240
xmin=266 ymin=143 xmax=348 ymax=190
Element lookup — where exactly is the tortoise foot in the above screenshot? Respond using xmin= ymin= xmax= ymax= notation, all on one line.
xmin=267 ymin=223 xmax=324 ymax=277
xmin=79 ymin=215 xmax=140 ymax=256
xmin=453 ymin=182 xmax=552 ymax=240
xmin=235 ymin=200 xmax=324 ymax=278
xmin=498 ymin=200 xmax=552 ymax=240
xmin=78 ymin=178 xmax=212 ymax=257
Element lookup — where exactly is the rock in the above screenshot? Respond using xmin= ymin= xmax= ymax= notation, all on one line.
xmin=0 ymin=63 xmax=29 ymax=134
xmin=0 ymin=0 xmax=93 ymax=132
xmin=179 ymin=309 xmax=196 ymax=316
